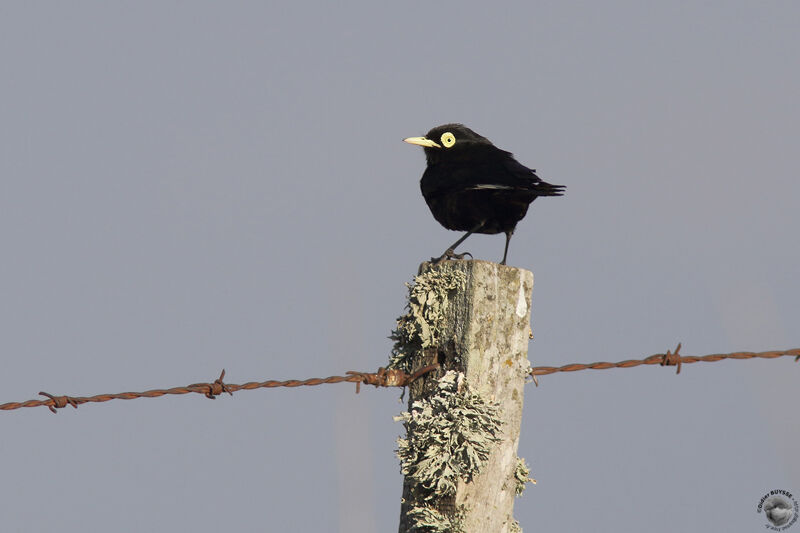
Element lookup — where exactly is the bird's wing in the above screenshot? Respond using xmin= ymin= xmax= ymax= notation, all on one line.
xmin=465 ymin=152 xmax=565 ymax=197
xmin=421 ymin=149 xmax=565 ymax=198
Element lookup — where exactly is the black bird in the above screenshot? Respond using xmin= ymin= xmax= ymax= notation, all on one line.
xmin=404 ymin=124 xmax=565 ymax=265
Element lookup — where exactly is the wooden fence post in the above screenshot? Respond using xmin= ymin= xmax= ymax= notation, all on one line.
xmin=394 ymin=260 xmax=533 ymax=532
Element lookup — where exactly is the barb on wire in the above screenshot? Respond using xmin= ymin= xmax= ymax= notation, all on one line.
xmin=528 ymin=345 xmax=800 ymax=385
xmin=0 ymin=364 xmax=440 ymax=414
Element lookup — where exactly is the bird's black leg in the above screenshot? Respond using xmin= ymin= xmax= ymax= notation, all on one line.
xmin=500 ymin=230 xmax=514 ymax=265
xmin=432 ymin=222 xmax=485 ymax=264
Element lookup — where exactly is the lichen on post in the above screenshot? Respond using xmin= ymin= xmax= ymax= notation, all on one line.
xmin=392 ymin=260 xmax=535 ymax=533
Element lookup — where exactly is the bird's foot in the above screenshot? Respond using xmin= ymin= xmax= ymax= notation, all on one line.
xmin=432 ymin=248 xmax=473 ymax=265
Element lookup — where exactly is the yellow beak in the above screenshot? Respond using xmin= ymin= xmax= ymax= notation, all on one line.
xmin=403 ymin=136 xmax=441 ymax=149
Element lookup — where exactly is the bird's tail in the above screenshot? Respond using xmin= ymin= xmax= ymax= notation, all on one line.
xmin=532 ymin=180 xmax=565 ymax=197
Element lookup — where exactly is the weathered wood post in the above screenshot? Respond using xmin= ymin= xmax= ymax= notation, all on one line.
xmin=393 ymin=260 xmax=533 ymax=533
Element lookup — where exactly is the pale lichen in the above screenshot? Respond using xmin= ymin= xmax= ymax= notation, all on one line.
xmin=405 ymin=504 xmax=465 ymax=533
xmin=388 ymin=268 xmax=466 ymax=372
xmin=396 ymin=371 xmax=502 ymax=501
xmin=513 ymin=457 xmax=534 ymax=496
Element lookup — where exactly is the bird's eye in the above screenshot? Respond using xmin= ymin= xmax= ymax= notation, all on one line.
xmin=440 ymin=132 xmax=456 ymax=148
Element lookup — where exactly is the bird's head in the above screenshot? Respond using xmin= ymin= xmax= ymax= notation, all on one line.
xmin=404 ymin=124 xmax=495 ymax=164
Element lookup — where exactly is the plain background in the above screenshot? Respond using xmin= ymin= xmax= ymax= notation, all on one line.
xmin=2 ymin=2 xmax=798 ymax=532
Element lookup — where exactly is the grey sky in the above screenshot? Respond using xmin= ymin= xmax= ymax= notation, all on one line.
xmin=1 ymin=2 xmax=798 ymax=532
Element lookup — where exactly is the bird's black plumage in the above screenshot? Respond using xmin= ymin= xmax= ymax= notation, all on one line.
xmin=404 ymin=124 xmax=564 ymax=265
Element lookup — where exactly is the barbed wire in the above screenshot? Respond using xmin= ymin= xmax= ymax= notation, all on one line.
xmin=1 ymin=347 xmax=797 ymax=413
xmin=0 ymin=365 xmax=439 ymax=414
xmin=527 ymin=344 xmax=800 ymax=385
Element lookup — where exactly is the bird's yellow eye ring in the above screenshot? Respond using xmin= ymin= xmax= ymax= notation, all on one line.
xmin=440 ymin=132 xmax=456 ymax=148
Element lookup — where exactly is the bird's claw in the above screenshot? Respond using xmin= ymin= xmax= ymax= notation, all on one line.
xmin=432 ymin=249 xmax=473 ymax=265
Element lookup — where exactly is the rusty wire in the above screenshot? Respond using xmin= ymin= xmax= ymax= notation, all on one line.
xmin=528 ymin=344 xmax=800 ymax=385
xmin=0 ymin=365 xmax=439 ymax=414
xmin=1 ymin=346 xmax=797 ymax=413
